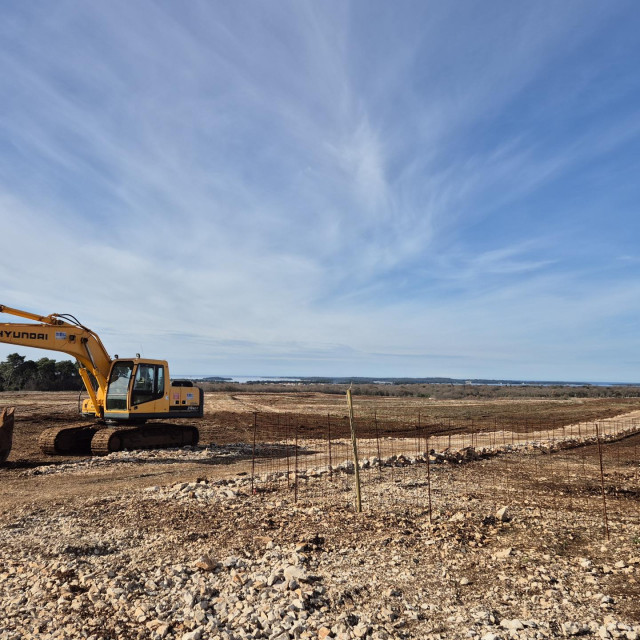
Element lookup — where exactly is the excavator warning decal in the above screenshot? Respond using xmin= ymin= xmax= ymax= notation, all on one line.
xmin=55 ymin=331 xmax=67 ymax=340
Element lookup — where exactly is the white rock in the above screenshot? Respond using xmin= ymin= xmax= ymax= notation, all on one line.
xmin=500 ymin=619 xmax=523 ymax=631
xmin=283 ymin=565 xmax=309 ymax=583
xmin=495 ymin=506 xmax=510 ymax=522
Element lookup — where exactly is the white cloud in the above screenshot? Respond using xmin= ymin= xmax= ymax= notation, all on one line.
xmin=1 ymin=1 xmax=639 ymax=381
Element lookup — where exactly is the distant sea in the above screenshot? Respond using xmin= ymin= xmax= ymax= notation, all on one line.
xmin=179 ymin=375 xmax=305 ymax=383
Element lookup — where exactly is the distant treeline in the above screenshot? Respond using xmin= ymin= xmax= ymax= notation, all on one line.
xmin=198 ymin=380 xmax=640 ymax=399
xmin=0 ymin=353 xmax=82 ymax=392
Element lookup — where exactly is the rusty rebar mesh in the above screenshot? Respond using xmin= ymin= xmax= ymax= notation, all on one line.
xmin=241 ymin=412 xmax=640 ymax=537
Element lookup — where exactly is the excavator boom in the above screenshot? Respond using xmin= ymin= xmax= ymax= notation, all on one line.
xmin=0 ymin=305 xmax=111 ymax=418
xmin=0 ymin=304 xmax=111 ymax=370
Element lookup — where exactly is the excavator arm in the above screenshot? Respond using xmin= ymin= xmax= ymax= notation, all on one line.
xmin=0 ymin=304 xmax=113 ymax=417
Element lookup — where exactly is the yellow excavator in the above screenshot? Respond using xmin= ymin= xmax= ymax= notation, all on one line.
xmin=0 ymin=304 xmax=203 ymax=457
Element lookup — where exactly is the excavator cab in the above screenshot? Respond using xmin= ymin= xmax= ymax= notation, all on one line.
xmin=106 ymin=360 xmax=165 ymax=412
xmin=95 ymin=358 xmax=203 ymax=422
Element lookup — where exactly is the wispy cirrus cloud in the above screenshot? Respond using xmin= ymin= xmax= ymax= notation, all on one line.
xmin=1 ymin=1 xmax=639 ymax=380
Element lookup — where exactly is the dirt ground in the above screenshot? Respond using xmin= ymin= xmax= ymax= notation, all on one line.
xmin=0 ymin=390 xmax=639 ymax=514
xmin=0 ymin=391 xmax=639 ymax=639
xmin=4 ymin=390 xmax=640 ymax=461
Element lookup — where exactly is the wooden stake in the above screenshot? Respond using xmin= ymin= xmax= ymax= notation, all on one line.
xmin=426 ymin=436 xmax=433 ymax=524
xmin=250 ymin=412 xmax=257 ymax=495
xmin=346 ymin=388 xmax=362 ymax=513
xmin=596 ymin=424 xmax=610 ymax=541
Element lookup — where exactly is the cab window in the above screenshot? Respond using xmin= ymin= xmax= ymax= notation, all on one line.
xmin=106 ymin=361 xmax=133 ymax=410
xmin=131 ymin=364 xmax=165 ymax=406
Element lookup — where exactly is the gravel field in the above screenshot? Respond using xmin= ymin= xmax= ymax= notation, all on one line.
xmin=0 ymin=394 xmax=639 ymax=639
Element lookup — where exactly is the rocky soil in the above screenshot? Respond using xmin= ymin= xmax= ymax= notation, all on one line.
xmin=1 ymin=434 xmax=639 ymax=640
xmin=1 ymin=395 xmax=639 ymax=639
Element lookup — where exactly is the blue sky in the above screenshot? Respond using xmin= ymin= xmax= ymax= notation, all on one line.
xmin=1 ymin=1 xmax=639 ymax=382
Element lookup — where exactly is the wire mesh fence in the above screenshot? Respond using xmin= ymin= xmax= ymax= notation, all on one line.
xmin=232 ymin=410 xmax=640 ymax=539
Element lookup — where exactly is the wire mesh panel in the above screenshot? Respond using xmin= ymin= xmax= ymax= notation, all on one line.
xmin=234 ymin=409 xmax=640 ymax=541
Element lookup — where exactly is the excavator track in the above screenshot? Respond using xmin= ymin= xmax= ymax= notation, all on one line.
xmin=91 ymin=423 xmax=199 ymax=456
xmin=38 ymin=424 xmax=102 ymax=456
